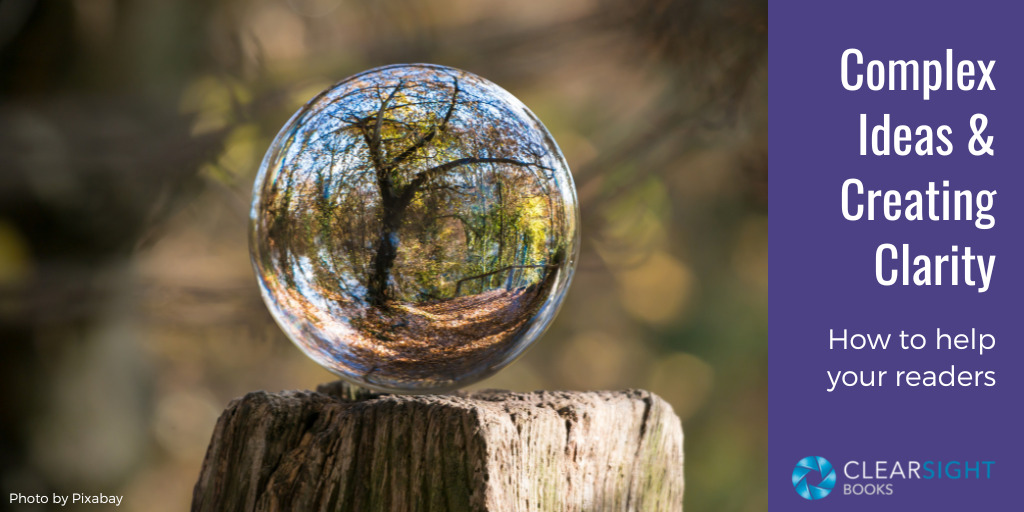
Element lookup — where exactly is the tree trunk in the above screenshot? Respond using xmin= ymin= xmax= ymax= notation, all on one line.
xmin=192 ymin=382 xmax=684 ymax=511
xmin=366 ymin=201 xmax=402 ymax=307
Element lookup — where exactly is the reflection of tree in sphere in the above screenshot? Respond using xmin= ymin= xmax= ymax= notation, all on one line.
xmin=251 ymin=64 xmax=579 ymax=392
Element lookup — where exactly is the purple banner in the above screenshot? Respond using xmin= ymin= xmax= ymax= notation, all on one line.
xmin=770 ymin=1 xmax=1022 ymax=510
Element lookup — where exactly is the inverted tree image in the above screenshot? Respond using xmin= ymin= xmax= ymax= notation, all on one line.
xmin=251 ymin=64 xmax=578 ymax=391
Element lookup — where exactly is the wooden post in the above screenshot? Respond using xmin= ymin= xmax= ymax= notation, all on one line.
xmin=192 ymin=381 xmax=684 ymax=511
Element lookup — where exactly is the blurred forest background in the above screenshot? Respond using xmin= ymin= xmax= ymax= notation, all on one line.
xmin=0 ymin=0 xmax=766 ymax=510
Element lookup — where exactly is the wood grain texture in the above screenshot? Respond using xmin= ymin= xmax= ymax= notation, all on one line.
xmin=192 ymin=382 xmax=684 ymax=511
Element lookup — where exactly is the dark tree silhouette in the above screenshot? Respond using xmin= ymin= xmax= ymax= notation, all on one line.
xmin=255 ymin=64 xmax=569 ymax=311
xmin=250 ymin=64 xmax=577 ymax=389
xmin=348 ymin=78 xmax=547 ymax=306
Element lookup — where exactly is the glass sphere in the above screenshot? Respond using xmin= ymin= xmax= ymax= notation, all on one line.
xmin=250 ymin=64 xmax=579 ymax=392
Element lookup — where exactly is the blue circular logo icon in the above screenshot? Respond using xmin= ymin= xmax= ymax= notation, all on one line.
xmin=792 ymin=456 xmax=836 ymax=500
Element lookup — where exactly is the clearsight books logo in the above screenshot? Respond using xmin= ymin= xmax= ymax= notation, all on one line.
xmin=792 ymin=456 xmax=837 ymax=500
xmin=790 ymin=455 xmax=995 ymax=500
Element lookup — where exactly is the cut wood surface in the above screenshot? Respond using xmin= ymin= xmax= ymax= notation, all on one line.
xmin=192 ymin=381 xmax=684 ymax=511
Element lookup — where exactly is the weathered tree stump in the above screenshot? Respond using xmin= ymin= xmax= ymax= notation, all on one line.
xmin=192 ymin=382 xmax=684 ymax=511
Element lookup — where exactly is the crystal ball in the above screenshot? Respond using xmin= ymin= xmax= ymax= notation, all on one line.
xmin=250 ymin=64 xmax=579 ymax=392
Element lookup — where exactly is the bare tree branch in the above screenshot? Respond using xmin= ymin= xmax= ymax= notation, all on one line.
xmin=388 ymin=78 xmax=460 ymax=168
xmin=454 ymin=264 xmax=556 ymax=295
xmin=371 ymin=82 xmax=403 ymax=174
xmin=400 ymin=156 xmax=540 ymax=209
